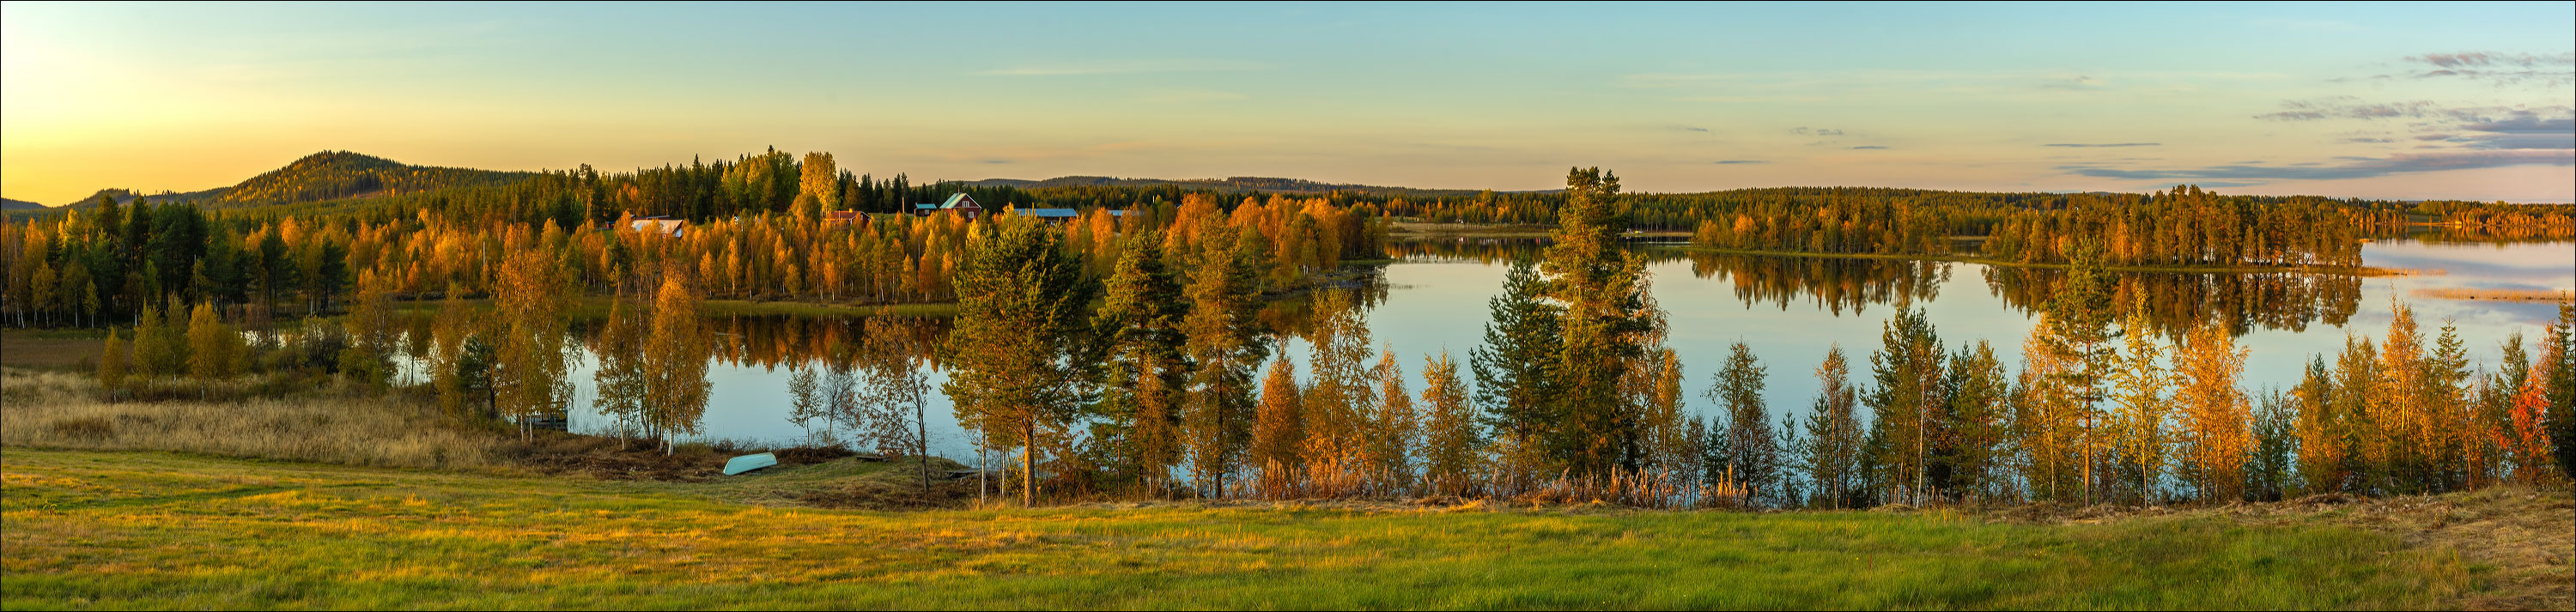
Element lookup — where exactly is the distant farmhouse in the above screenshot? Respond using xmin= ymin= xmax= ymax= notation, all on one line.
xmin=627 ymin=216 xmax=688 ymax=238
xmin=1010 ymin=208 xmax=1081 ymax=226
xmin=911 ymin=193 xmax=984 ymax=220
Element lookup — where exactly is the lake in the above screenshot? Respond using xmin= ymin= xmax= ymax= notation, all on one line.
xmin=538 ymin=237 xmax=2573 ymax=464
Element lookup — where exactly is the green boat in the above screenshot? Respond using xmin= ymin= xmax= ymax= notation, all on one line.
xmin=722 ymin=452 xmax=778 ymax=476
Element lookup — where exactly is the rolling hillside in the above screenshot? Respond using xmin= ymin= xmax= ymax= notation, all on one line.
xmin=2 ymin=197 xmax=47 ymax=211
xmin=54 ymin=151 xmax=537 ymax=209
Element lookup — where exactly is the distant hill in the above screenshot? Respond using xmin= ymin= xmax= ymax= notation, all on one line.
xmin=958 ymin=175 xmax=1507 ymax=197
xmin=59 ymin=151 xmax=538 ymax=209
xmin=3 ymin=197 xmax=47 ymax=211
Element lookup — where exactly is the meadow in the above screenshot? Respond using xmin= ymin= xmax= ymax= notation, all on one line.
xmin=4 ymin=446 xmax=2566 ymax=609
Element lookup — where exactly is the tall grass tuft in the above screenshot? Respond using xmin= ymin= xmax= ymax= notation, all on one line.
xmin=0 ymin=368 xmax=502 ymax=470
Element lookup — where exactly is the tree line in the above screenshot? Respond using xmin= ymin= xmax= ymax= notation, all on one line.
xmin=935 ymin=167 xmax=2576 ymax=506
xmin=2 ymin=174 xmax=1387 ymax=332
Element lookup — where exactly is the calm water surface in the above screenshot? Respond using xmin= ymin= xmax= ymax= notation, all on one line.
xmin=547 ymin=238 xmax=2573 ymax=461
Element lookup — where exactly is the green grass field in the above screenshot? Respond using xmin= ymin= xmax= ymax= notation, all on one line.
xmin=1 ymin=449 xmax=2521 ymax=610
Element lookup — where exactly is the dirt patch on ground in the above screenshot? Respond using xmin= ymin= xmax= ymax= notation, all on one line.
xmin=506 ymin=437 xmax=725 ymax=482
xmin=0 ymin=334 xmax=103 ymax=368
xmin=1989 ymin=488 xmax=2574 ymax=610
xmin=796 ymin=457 xmax=983 ymax=510
xmin=772 ymin=445 xmax=858 ymax=464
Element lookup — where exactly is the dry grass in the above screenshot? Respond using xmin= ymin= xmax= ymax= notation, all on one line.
xmin=0 ymin=368 xmax=504 ymax=470
xmin=1985 ymin=488 xmax=2576 ymax=610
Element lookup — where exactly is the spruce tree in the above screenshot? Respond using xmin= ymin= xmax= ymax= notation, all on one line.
xmin=1534 ymin=167 xmax=1660 ymax=477
xmin=1470 ymin=258 xmax=1558 ymax=454
xmin=1179 ymin=225 xmax=1268 ymax=498
xmin=1708 ymin=341 xmax=1777 ymax=507
xmin=1093 ymin=230 xmax=1190 ymax=492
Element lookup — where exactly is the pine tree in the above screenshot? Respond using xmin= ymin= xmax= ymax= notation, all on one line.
xmin=1943 ymin=340 xmax=2010 ymax=501
xmin=2038 ymin=243 xmax=2117 ymax=503
xmin=941 ymin=219 xmax=1094 ymax=506
xmin=1867 ymin=307 xmax=1946 ymax=506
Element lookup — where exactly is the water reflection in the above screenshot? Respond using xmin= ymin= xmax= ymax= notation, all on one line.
xmin=1682 ymin=251 xmax=1948 ymax=317
xmin=1978 ymin=266 xmax=2360 ymax=336
xmin=491 ymin=237 xmax=2566 ymax=455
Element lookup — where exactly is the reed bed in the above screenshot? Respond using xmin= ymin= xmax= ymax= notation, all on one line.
xmin=0 ymin=368 xmax=503 ymax=470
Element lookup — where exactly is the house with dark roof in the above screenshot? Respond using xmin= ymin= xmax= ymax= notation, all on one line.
xmin=1009 ymin=207 xmax=1082 ymax=226
xmin=910 ymin=193 xmax=984 ymax=220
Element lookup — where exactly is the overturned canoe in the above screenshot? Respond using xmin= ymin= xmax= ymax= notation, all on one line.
xmin=723 ymin=452 xmax=779 ymax=476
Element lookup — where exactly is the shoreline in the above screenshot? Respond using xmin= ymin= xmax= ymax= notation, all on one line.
xmin=1662 ymin=245 xmax=2414 ymax=277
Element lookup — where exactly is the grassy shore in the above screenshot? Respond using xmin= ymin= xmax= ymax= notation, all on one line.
xmin=3 ymin=367 xmax=2567 ymax=609
xmin=1666 ymin=245 xmax=2411 ymax=277
xmin=4 ymin=447 xmax=2564 ymax=609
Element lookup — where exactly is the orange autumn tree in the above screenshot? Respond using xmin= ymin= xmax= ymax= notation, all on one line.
xmin=2173 ymin=317 xmax=2252 ymax=501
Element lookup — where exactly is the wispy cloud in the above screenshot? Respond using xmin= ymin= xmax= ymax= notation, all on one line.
xmin=2390 ymin=52 xmax=2575 ymax=86
xmin=2256 ymin=99 xmax=2573 ymax=150
xmin=1850 ymin=145 xmax=1888 ymax=150
xmin=2060 ymin=149 xmax=2573 ymax=183
xmin=1794 ymin=127 xmax=1844 ymax=136
xmin=1712 ymin=160 xmax=1766 ymax=165
xmin=2044 ymin=142 xmax=2160 ymax=148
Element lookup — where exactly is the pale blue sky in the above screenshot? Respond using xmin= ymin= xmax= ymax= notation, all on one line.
xmin=5 ymin=2 xmax=2571 ymax=203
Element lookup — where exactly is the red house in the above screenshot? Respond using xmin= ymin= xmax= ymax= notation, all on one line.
xmin=910 ymin=193 xmax=983 ymax=220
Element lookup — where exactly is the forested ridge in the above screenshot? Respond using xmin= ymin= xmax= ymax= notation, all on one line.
xmin=5 ymin=148 xmax=2570 ymax=333
xmin=46 ymin=151 xmax=535 ymax=210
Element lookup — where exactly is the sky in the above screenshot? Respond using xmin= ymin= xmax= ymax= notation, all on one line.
xmin=3 ymin=2 xmax=2573 ymax=204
